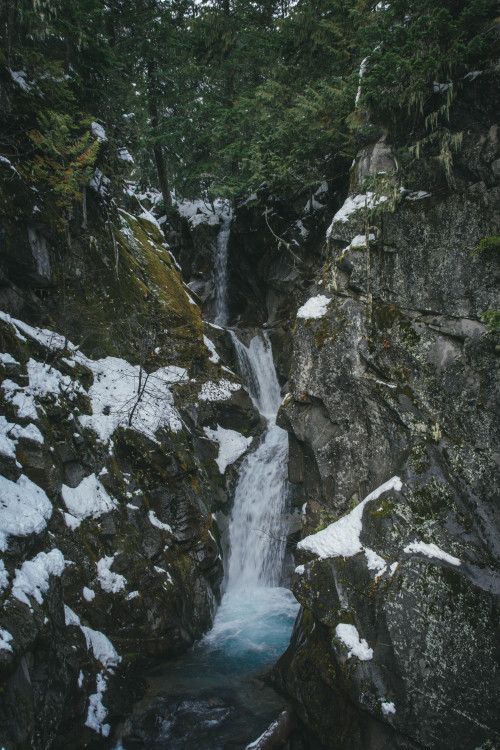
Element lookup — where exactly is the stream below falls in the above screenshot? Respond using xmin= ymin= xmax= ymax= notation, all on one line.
xmin=114 ymin=333 xmax=300 ymax=749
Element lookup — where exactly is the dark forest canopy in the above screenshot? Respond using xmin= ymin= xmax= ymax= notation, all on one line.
xmin=1 ymin=0 xmax=498 ymax=216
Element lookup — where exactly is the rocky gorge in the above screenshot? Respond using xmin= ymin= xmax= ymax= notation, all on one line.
xmin=0 ymin=50 xmax=499 ymax=750
xmin=177 ymin=67 xmax=500 ymax=748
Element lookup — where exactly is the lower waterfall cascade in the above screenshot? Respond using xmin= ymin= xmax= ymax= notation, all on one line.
xmin=113 ymin=332 xmax=299 ymax=749
xmin=204 ymin=332 xmax=298 ymax=654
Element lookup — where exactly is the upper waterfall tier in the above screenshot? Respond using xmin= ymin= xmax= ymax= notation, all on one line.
xmin=213 ymin=209 xmax=232 ymax=326
xmin=230 ymin=332 xmax=282 ymax=419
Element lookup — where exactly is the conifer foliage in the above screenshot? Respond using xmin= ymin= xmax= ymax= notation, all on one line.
xmin=0 ymin=0 xmax=498 ymax=217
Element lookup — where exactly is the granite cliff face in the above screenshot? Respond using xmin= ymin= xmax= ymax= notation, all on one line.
xmin=272 ymin=104 xmax=500 ymax=747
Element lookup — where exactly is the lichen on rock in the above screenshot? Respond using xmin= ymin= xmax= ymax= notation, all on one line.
xmin=275 ymin=121 xmax=500 ymax=749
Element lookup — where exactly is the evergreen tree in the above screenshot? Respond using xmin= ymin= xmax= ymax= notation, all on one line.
xmin=199 ymin=0 xmax=365 ymax=198
xmin=358 ymin=0 xmax=496 ymax=150
xmin=3 ymin=0 xmax=497 ymax=216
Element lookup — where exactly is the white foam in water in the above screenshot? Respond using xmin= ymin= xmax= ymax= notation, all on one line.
xmin=203 ymin=587 xmax=298 ymax=664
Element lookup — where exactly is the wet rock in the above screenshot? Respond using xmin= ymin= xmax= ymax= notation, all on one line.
xmin=197 ymin=386 xmax=262 ymax=436
xmin=355 ymin=134 xmax=396 ymax=186
xmin=278 ymin=124 xmax=500 ymax=749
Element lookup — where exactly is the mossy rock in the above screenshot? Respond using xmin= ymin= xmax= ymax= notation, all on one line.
xmin=43 ymin=206 xmax=205 ymax=371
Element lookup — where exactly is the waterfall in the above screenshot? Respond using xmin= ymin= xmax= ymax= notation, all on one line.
xmin=213 ymin=210 xmax=232 ymax=326
xmin=204 ymin=332 xmax=298 ymax=659
xmin=226 ymin=333 xmax=288 ymax=589
xmin=226 ymin=426 xmax=288 ymax=589
xmin=229 ymin=333 xmax=282 ymax=419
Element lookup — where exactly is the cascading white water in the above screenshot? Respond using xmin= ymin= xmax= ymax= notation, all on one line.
xmin=204 ymin=332 xmax=298 ymax=658
xmin=213 ymin=210 xmax=232 ymax=326
xmin=226 ymin=334 xmax=288 ymax=589
xmin=229 ymin=334 xmax=282 ymax=419
xmin=226 ymin=427 xmax=288 ymax=589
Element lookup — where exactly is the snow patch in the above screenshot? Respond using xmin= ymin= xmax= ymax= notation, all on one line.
xmin=405 ymin=190 xmax=432 ymax=201
xmin=148 ymin=510 xmax=172 ymax=533
xmin=0 ymin=560 xmax=9 ymax=592
xmin=91 ymin=122 xmax=107 ymax=142
xmin=295 ymin=219 xmax=308 ymax=238
xmin=203 ymin=425 xmax=252 ymax=474
xmin=203 ymin=335 xmax=220 ymax=363
xmin=346 ymin=234 xmax=375 ymax=249
xmin=0 ymin=352 xmax=18 ymax=365
xmin=364 ymin=547 xmax=388 ymax=578
xmin=381 ymin=701 xmax=396 ymax=715
xmin=176 ymin=198 xmax=225 ymax=229
xmin=15 ymin=422 xmax=43 ymax=443
xmin=86 ymin=671 xmax=110 ymax=737
xmin=403 ymin=541 xmax=461 ymax=566
xmin=355 ymin=56 xmax=369 ymax=106
xmin=0 ymin=155 xmax=22 ymax=179
xmin=79 ymin=357 xmax=185 ymax=442
xmin=138 ymin=208 xmax=162 ymax=232
xmin=65 ymin=605 xmax=120 ymax=667
xmin=0 ymin=474 xmax=53 ymax=551
xmin=0 ymin=311 xmax=75 ymax=351
xmin=81 ymin=626 xmax=121 ymax=667
xmin=62 ymin=474 xmax=117 ymax=525
xmin=2 ymin=379 xmax=38 ymax=419
xmin=83 ymin=587 xmax=95 ymax=602
xmin=9 ymin=69 xmax=31 ymax=91
xmin=0 ymin=628 xmax=13 ymax=652
xmin=0 ymin=315 xmax=185 ymax=444
xmin=335 ymin=623 xmax=373 ymax=661
xmin=198 ymin=379 xmax=241 ymax=401
xmin=464 ymin=71 xmax=482 ymax=81
xmin=96 ymin=555 xmax=126 ymax=594
xmin=118 ymin=148 xmax=134 ymax=163
xmin=433 ymin=82 xmax=453 ymax=93
xmin=12 ymin=549 xmax=65 ymax=606
xmin=297 ymin=477 xmax=402 ymax=560
xmin=246 ymin=715 xmax=281 ymax=749
xmin=90 ymin=168 xmax=110 ymax=195
xmin=296 ymin=295 xmax=331 ymax=320
xmin=2 ymin=357 xmax=82 ymax=419
xmin=326 ymin=192 xmax=388 ymax=235
xmin=64 ymin=604 xmax=81 ymax=627
xmin=374 ymin=379 xmax=397 ymax=389
xmin=27 ymin=358 xmax=79 ymax=400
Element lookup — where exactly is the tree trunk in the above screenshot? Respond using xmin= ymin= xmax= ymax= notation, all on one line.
xmin=147 ymin=62 xmax=172 ymax=209
xmin=152 ymin=138 xmax=172 ymax=209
